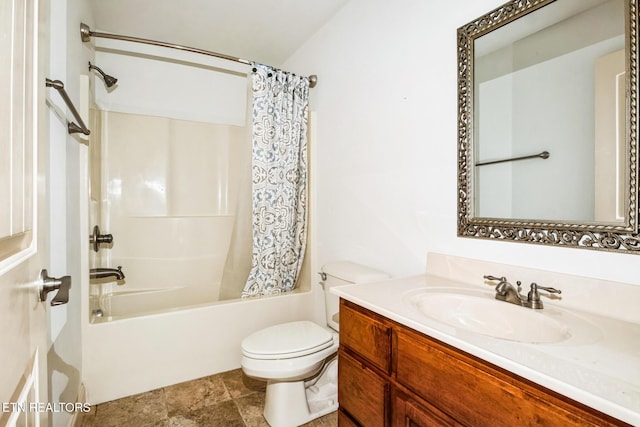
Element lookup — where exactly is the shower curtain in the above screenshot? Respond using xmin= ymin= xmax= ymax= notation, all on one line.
xmin=242 ymin=64 xmax=310 ymax=297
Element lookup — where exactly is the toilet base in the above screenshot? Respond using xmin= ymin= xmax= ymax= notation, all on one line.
xmin=263 ymin=358 xmax=338 ymax=427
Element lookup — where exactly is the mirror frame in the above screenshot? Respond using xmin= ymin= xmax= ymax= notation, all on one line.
xmin=457 ymin=0 xmax=640 ymax=253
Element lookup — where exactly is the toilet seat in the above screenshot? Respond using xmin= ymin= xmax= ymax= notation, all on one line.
xmin=241 ymin=321 xmax=334 ymax=360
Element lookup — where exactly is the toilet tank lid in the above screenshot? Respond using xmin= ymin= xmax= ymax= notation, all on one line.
xmin=321 ymin=261 xmax=390 ymax=283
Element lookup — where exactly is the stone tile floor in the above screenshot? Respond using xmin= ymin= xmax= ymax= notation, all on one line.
xmin=77 ymin=369 xmax=337 ymax=427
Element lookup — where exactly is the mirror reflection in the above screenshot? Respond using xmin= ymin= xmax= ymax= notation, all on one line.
xmin=458 ymin=0 xmax=640 ymax=253
xmin=473 ymin=0 xmax=625 ymax=225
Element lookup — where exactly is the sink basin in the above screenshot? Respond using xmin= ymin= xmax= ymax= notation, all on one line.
xmin=404 ymin=288 xmax=574 ymax=343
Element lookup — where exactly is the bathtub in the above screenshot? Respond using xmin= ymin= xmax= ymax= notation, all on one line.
xmin=90 ymin=286 xmax=218 ymax=321
xmin=82 ymin=287 xmax=316 ymax=404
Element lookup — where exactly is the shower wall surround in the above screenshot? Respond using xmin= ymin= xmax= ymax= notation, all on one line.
xmin=88 ymin=40 xmax=258 ymax=311
xmin=88 ymin=37 xmax=315 ymax=318
xmin=91 ymin=110 xmax=248 ymax=305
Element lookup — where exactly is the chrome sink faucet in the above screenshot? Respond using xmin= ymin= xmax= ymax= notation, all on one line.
xmin=484 ymin=275 xmax=561 ymax=309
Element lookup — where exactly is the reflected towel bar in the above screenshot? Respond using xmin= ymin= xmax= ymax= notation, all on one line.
xmin=45 ymin=78 xmax=91 ymax=135
xmin=475 ymin=151 xmax=549 ymax=167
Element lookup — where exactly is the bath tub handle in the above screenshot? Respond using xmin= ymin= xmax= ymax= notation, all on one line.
xmin=90 ymin=225 xmax=113 ymax=252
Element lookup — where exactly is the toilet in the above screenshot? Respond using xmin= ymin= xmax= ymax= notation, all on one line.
xmin=240 ymin=261 xmax=390 ymax=427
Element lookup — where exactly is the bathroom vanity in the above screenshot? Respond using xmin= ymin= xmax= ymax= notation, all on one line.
xmin=338 ymin=299 xmax=626 ymax=426
xmin=332 ymin=255 xmax=640 ymax=426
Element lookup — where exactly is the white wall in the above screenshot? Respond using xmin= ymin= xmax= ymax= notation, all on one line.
xmin=93 ymin=38 xmax=248 ymax=125
xmin=477 ymin=39 xmax=612 ymax=221
xmin=283 ymin=0 xmax=640 ymax=286
xmin=47 ymin=0 xmax=93 ymax=425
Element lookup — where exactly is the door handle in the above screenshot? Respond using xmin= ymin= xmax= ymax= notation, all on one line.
xmin=39 ymin=269 xmax=72 ymax=306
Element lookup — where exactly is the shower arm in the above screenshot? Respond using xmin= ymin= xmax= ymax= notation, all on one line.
xmin=79 ymin=23 xmax=318 ymax=88
xmin=45 ymin=78 xmax=91 ymax=135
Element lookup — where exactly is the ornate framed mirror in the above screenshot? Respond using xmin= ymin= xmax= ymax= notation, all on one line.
xmin=457 ymin=0 xmax=640 ymax=253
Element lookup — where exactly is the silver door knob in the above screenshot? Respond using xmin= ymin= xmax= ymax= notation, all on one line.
xmin=39 ymin=269 xmax=72 ymax=306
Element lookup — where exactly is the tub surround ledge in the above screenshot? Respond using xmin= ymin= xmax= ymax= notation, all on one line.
xmin=331 ymin=253 xmax=640 ymax=426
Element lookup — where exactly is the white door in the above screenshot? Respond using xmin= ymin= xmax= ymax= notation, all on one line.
xmin=594 ymin=49 xmax=626 ymax=223
xmin=0 ymin=0 xmax=52 ymax=425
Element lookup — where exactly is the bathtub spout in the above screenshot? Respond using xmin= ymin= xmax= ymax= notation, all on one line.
xmin=90 ymin=266 xmax=125 ymax=281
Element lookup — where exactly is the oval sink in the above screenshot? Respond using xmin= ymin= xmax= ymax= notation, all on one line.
xmin=405 ymin=288 xmax=574 ymax=343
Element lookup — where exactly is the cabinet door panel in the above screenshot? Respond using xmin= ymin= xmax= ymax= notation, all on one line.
xmin=338 ymin=350 xmax=388 ymax=426
xmin=338 ymin=409 xmax=359 ymax=427
xmin=392 ymin=388 xmax=461 ymax=427
xmin=339 ymin=300 xmax=391 ymax=373
xmin=396 ymin=330 xmax=620 ymax=427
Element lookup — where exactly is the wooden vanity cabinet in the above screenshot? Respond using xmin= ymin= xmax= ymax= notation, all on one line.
xmin=338 ymin=299 xmax=392 ymax=425
xmin=338 ymin=299 xmax=629 ymax=427
xmin=391 ymin=387 xmax=461 ymax=427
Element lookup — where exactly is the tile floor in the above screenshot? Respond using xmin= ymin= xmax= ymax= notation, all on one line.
xmin=77 ymin=369 xmax=337 ymax=427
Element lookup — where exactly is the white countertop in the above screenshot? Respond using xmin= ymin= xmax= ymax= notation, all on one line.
xmin=331 ymin=274 xmax=640 ymax=426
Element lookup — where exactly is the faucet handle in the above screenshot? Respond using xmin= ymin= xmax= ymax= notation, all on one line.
xmin=485 ymin=275 xmax=518 ymax=296
xmin=483 ymin=275 xmax=507 ymax=282
xmin=90 ymin=225 xmax=113 ymax=252
xmin=533 ymin=284 xmax=561 ymax=294
xmin=527 ymin=283 xmax=562 ymax=309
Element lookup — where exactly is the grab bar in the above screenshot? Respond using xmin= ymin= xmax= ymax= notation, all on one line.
xmin=475 ymin=150 xmax=549 ymax=167
xmin=45 ymin=78 xmax=91 ymax=135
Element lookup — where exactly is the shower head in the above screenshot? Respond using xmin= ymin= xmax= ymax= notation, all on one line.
xmin=88 ymin=62 xmax=118 ymax=88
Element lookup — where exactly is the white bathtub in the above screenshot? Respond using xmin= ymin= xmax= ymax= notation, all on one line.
xmin=82 ymin=288 xmax=316 ymax=404
xmin=90 ymin=286 xmax=218 ymax=322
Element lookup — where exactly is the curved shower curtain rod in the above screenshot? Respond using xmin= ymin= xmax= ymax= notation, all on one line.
xmin=80 ymin=23 xmax=318 ymax=88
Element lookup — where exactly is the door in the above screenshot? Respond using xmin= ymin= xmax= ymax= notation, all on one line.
xmin=0 ymin=0 xmax=51 ymax=425
xmin=594 ymin=49 xmax=626 ymax=223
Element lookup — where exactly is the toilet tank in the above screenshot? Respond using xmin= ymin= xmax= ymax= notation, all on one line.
xmin=321 ymin=261 xmax=390 ymax=331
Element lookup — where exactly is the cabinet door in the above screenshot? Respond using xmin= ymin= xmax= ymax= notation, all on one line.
xmin=396 ymin=329 xmax=625 ymax=427
xmin=392 ymin=388 xmax=461 ymax=427
xmin=339 ymin=300 xmax=391 ymax=373
xmin=338 ymin=350 xmax=388 ymax=426
xmin=338 ymin=409 xmax=359 ymax=427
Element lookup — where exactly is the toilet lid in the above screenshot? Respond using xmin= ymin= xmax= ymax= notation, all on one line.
xmin=241 ymin=321 xmax=335 ymax=359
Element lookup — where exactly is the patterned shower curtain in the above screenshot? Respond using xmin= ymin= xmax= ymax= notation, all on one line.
xmin=242 ymin=64 xmax=310 ymax=297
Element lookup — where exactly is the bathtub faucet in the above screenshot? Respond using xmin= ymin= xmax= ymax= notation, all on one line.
xmin=90 ymin=266 xmax=125 ymax=281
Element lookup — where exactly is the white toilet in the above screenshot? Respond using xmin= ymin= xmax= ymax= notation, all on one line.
xmin=240 ymin=261 xmax=389 ymax=427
